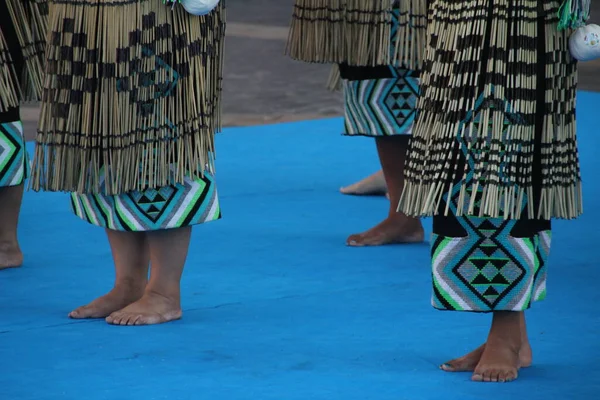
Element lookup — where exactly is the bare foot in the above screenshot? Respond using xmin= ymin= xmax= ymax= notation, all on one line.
xmin=105 ymin=290 xmax=182 ymax=326
xmin=0 ymin=241 xmax=23 ymax=270
xmin=469 ymin=312 xmax=523 ymax=383
xmin=440 ymin=341 xmax=532 ymax=373
xmin=346 ymin=216 xmax=424 ymax=246
xmin=69 ymin=282 xmax=145 ymax=319
xmin=340 ymin=171 xmax=387 ymax=197
xmin=471 ymin=339 xmax=520 ymax=382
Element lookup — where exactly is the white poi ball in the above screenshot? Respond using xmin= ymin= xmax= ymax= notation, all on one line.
xmin=569 ymin=24 xmax=600 ymax=62
xmin=181 ymin=0 xmax=220 ymax=16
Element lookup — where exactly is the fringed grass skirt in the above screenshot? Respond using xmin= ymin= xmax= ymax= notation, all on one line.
xmin=399 ymin=0 xmax=581 ymax=221
xmin=31 ymin=0 xmax=226 ymax=198
xmin=286 ymin=0 xmax=427 ymax=70
xmin=0 ymin=0 xmax=48 ymax=112
xmin=402 ymin=0 xmax=580 ymax=312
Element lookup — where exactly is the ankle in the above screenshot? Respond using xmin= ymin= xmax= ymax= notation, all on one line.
xmin=489 ymin=312 xmax=523 ymax=347
xmin=386 ymin=212 xmax=423 ymax=228
xmin=0 ymin=238 xmax=20 ymax=251
xmin=144 ymin=287 xmax=181 ymax=305
xmin=487 ymin=331 xmax=521 ymax=346
xmin=114 ymin=277 xmax=147 ymax=292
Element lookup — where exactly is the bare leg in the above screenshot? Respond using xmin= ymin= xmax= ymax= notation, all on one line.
xmin=0 ymin=184 xmax=24 ymax=270
xmin=69 ymin=229 xmax=149 ymax=319
xmin=347 ymin=136 xmax=424 ymax=246
xmin=106 ymin=226 xmax=191 ymax=326
xmin=340 ymin=170 xmax=388 ymax=197
xmin=440 ymin=312 xmax=532 ymax=373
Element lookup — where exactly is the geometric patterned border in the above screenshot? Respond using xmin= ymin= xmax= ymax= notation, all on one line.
xmin=431 ymin=227 xmax=551 ymax=312
xmin=0 ymin=120 xmax=28 ymax=187
xmin=70 ymin=167 xmax=221 ymax=231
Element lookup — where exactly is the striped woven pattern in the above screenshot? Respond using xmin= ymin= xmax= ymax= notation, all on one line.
xmin=0 ymin=121 xmax=28 ymax=187
xmin=71 ymin=166 xmax=221 ymax=231
xmin=343 ymin=68 xmax=418 ymax=137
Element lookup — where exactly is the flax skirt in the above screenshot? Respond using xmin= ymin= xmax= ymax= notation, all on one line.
xmin=400 ymin=0 xmax=580 ymax=312
xmin=34 ymin=1 xmax=225 ymax=232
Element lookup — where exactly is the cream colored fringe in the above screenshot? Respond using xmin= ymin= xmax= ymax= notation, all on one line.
xmin=398 ymin=0 xmax=582 ymax=221
xmin=0 ymin=31 xmax=20 ymax=112
xmin=0 ymin=0 xmax=48 ymax=111
xmin=31 ymin=0 xmax=226 ymax=196
xmin=326 ymin=65 xmax=342 ymax=92
xmin=286 ymin=0 xmax=426 ymax=70
xmin=6 ymin=0 xmax=48 ymax=102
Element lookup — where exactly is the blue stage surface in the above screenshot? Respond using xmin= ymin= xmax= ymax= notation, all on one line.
xmin=1 ymin=91 xmax=598 ymax=400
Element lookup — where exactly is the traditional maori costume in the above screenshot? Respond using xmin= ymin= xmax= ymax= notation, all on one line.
xmin=398 ymin=0 xmax=584 ymax=312
xmin=286 ymin=0 xmax=427 ymax=138
xmin=30 ymin=0 xmax=226 ymax=231
xmin=0 ymin=0 xmax=48 ymax=187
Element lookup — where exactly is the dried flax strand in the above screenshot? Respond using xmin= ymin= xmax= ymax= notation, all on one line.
xmin=541 ymin=0 xmax=581 ymax=219
xmin=0 ymin=0 xmax=49 ymax=111
xmin=31 ymin=0 xmax=226 ymax=196
xmin=286 ymin=0 xmax=346 ymax=64
xmin=5 ymin=0 xmax=48 ymax=102
xmin=326 ymin=64 xmax=342 ymax=92
xmin=393 ymin=0 xmax=427 ymax=71
xmin=345 ymin=0 xmax=392 ymax=66
xmin=400 ymin=0 xmax=467 ymax=217
xmin=0 ymin=31 xmax=20 ymax=112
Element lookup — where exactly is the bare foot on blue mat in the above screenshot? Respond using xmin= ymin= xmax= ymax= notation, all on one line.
xmin=471 ymin=338 xmax=520 ymax=382
xmin=456 ymin=312 xmax=525 ymax=382
xmin=69 ymin=283 xmax=145 ymax=319
xmin=440 ymin=342 xmax=532 ymax=373
xmin=441 ymin=312 xmax=532 ymax=377
xmin=106 ymin=290 xmax=182 ymax=326
xmin=340 ymin=170 xmax=388 ymax=197
xmin=346 ymin=215 xmax=424 ymax=246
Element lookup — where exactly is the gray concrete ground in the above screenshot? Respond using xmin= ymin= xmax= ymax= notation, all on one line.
xmin=21 ymin=0 xmax=600 ymax=140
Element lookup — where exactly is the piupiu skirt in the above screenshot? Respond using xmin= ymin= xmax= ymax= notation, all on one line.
xmin=400 ymin=0 xmax=579 ymax=312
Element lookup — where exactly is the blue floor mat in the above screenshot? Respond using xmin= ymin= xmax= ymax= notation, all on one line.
xmin=1 ymin=92 xmax=599 ymax=400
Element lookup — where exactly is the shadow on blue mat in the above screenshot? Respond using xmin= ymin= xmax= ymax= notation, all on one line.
xmin=0 ymin=92 xmax=599 ymax=400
